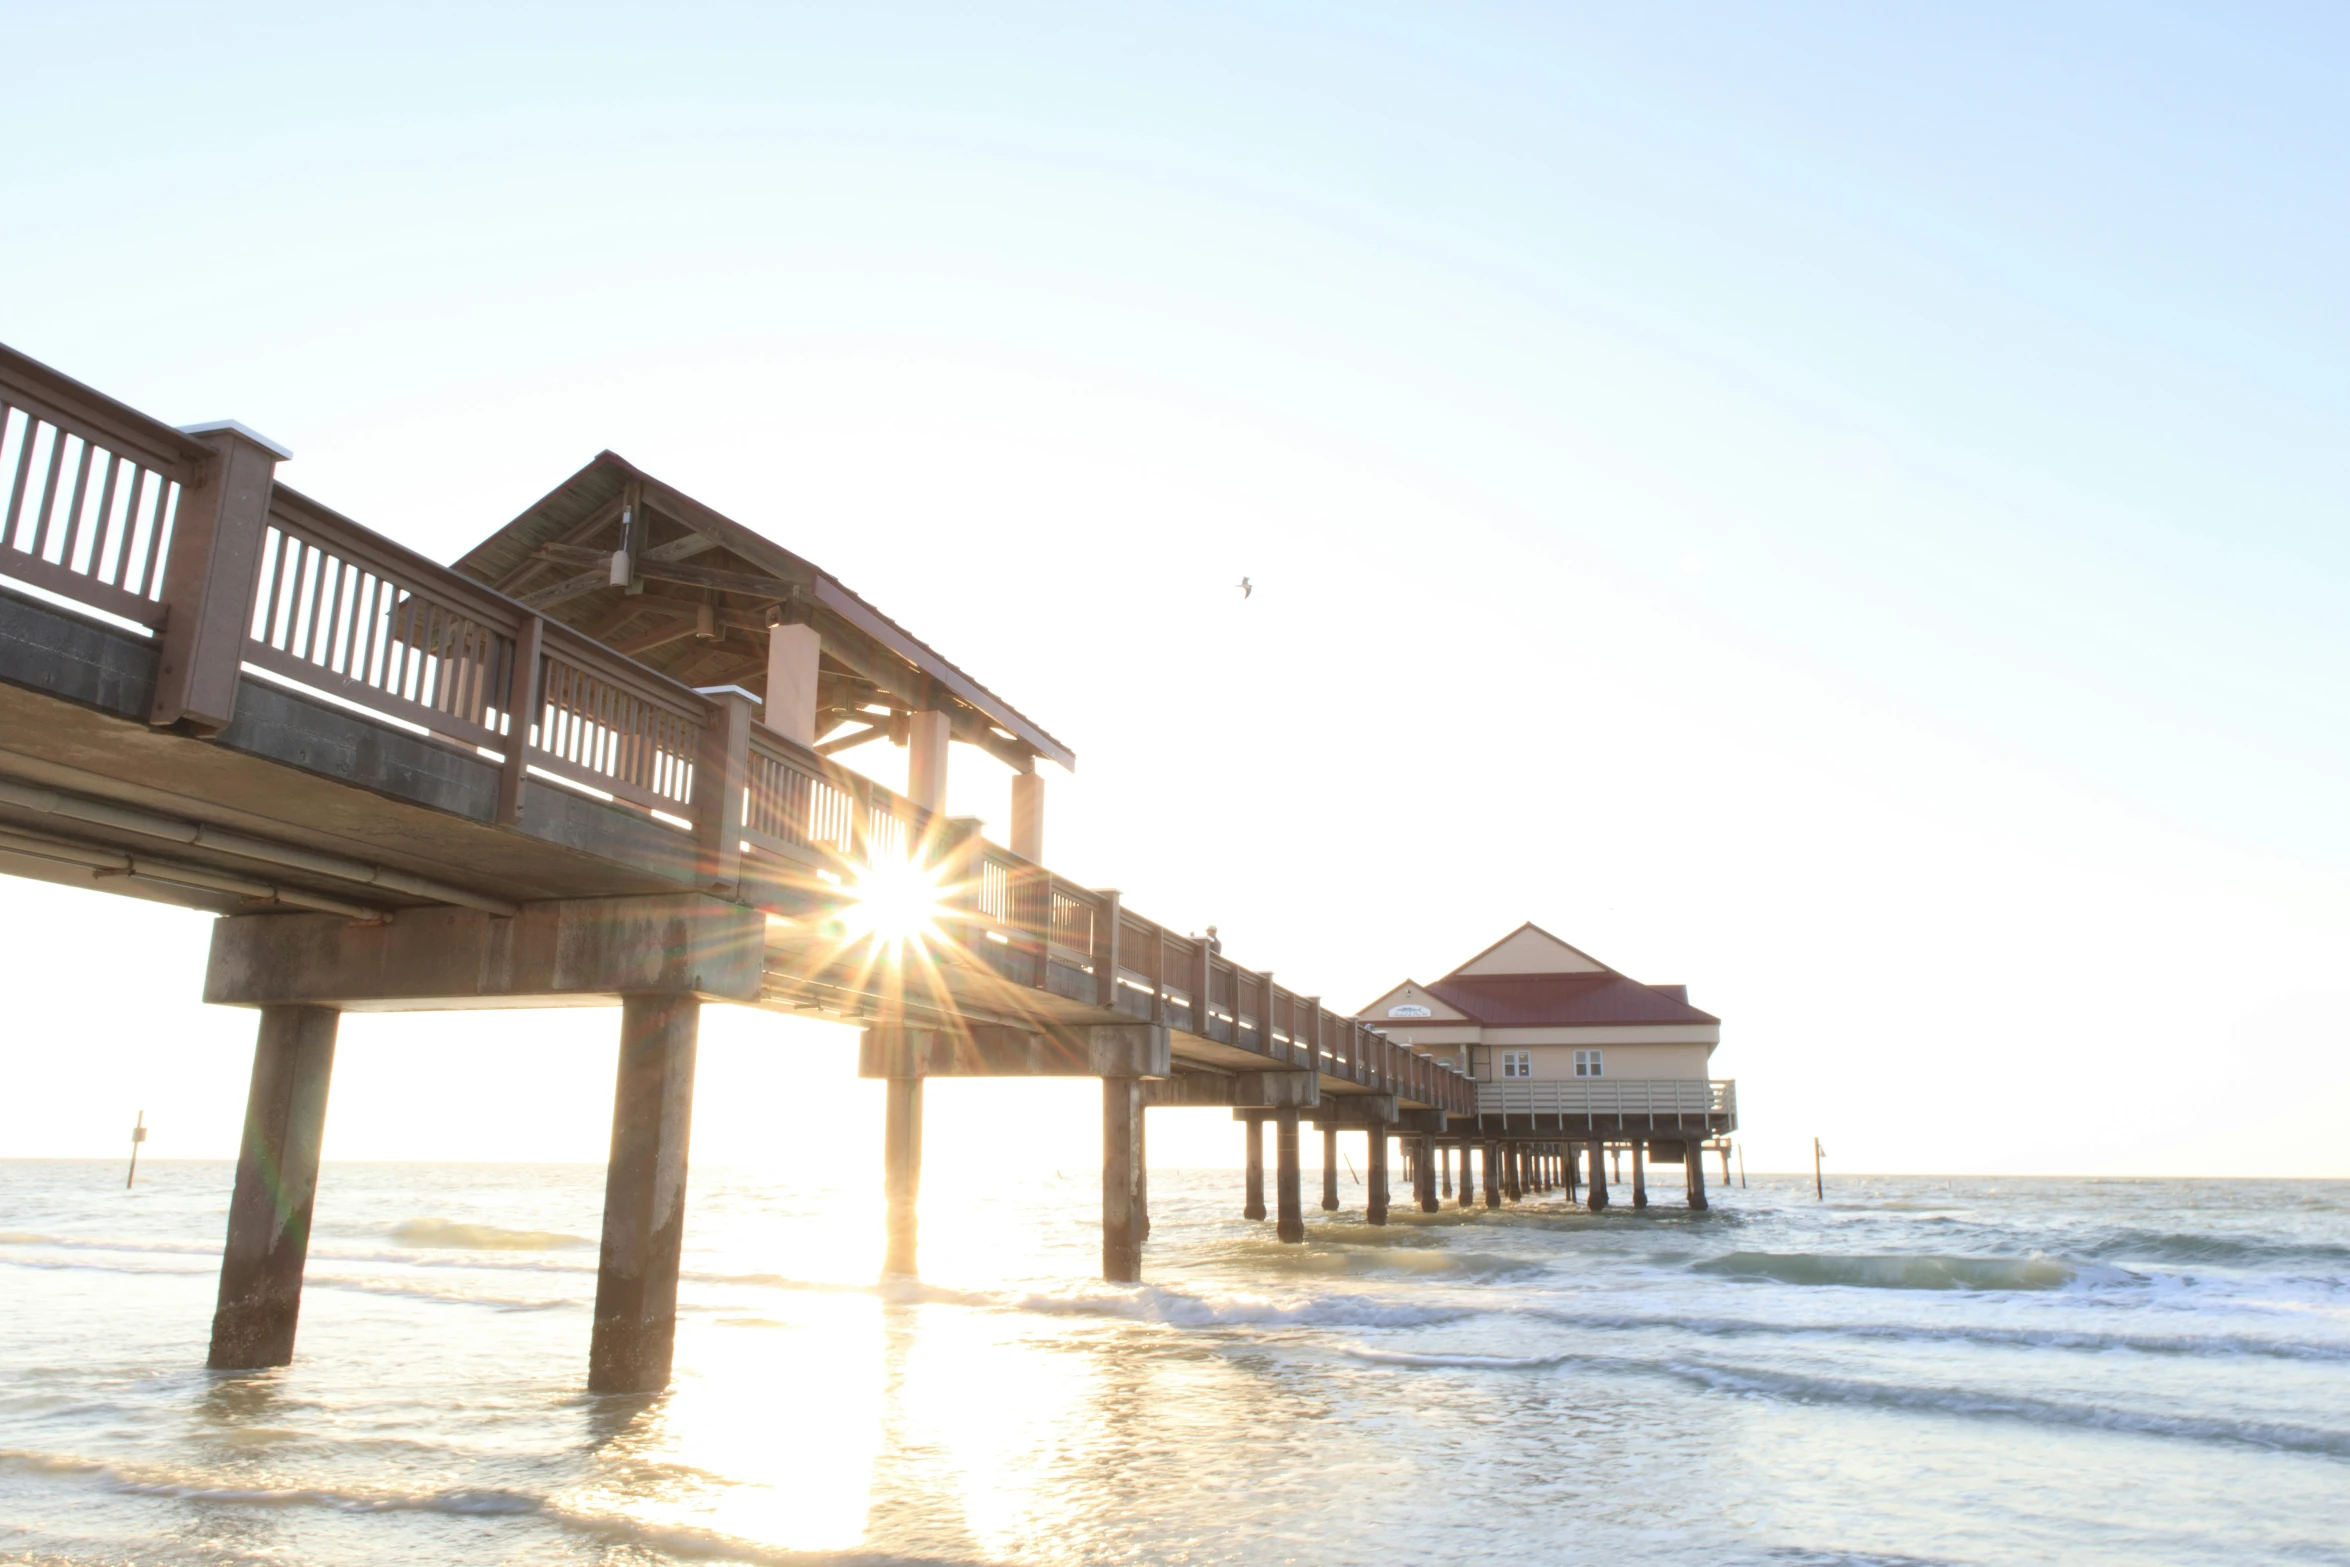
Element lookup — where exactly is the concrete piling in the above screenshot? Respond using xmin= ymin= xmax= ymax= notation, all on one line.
xmin=1482 ymin=1140 xmax=1500 ymax=1209
xmin=1244 ymin=1114 xmax=1267 ymax=1220
xmin=1366 ymin=1127 xmax=1390 ymax=1225
xmin=1103 ymin=1077 xmax=1143 ymax=1280
xmin=1585 ymin=1135 xmax=1610 ymax=1213
xmin=1632 ymin=1140 xmax=1649 ymax=1208
xmin=208 ymin=1003 xmax=339 ymax=1370
xmin=1321 ymin=1125 xmax=1340 ymax=1211
xmin=881 ymin=1072 xmax=923 ymax=1277
xmin=1137 ymin=1106 xmax=1151 ymax=1241
xmin=1687 ymin=1137 xmax=1709 ymax=1211
xmin=590 ymin=992 xmax=702 ymax=1393
xmin=1275 ymin=1107 xmax=1305 ymax=1242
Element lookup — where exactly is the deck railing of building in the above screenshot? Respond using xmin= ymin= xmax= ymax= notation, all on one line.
xmin=0 ymin=343 xmax=1476 ymax=1114
xmin=1476 ymin=1079 xmax=1736 ymax=1125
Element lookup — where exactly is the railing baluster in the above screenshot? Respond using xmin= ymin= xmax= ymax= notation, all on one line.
xmin=29 ymin=427 xmax=67 ymax=559
xmin=3 ymin=411 xmax=36 ymax=547
xmin=57 ymin=438 xmax=93 ymax=567
xmin=87 ymin=452 xmax=121 ymax=582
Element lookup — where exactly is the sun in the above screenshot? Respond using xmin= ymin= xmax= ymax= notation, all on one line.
xmin=843 ymin=854 xmax=946 ymax=951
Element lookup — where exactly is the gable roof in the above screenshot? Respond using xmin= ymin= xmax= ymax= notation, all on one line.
xmin=450 ymin=452 xmax=1073 ymax=771
xmin=1359 ymin=979 xmax=1472 ymax=1022
xmin=1424 ymin=971 xmax=1719 ymax=1028
xmin=1357 ymin=921 xmax=1719 ymax=1028
xmin=1450 ymin=922 xmax=1608 ymax=975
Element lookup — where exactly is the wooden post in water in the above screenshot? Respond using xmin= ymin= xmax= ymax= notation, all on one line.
xmin=1243 ymin=1114 xmax=1267 ymax=1220
xmin=1688 ymin=1135 xmax=1710 ymax=1211
xmin=1632 ymin=1140 xmax=1648 ymax=1208
xmin=1102 ymin=1077 xmax=1143 ymax=1280
xmin=125 ymin=1110 xmax=146 ymax=1190
xmin=1366 ymin=1126 xmax=1390 ymax=1225
xmin=1586 ymin=1136 xmax=1610 ymax=1213
xmin=1813 ymin=1136 xmax=1825 ymax=1201
xmin=590 ymin=993 xmax=702 ymax=1392
xmin=209 ymin=1005 xmax=338 ymax=1369
xmin=1274 ymin=1107 xmax=1305 ymax=1243
xmin=881 ymin=1073 xmax=924 ymax=1276
xmin=1321 ymin=1125 xmax=1340 ymax=1211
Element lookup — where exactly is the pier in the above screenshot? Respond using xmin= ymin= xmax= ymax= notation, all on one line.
xmin=0 ymin=341 xmax=1482 ymax=1391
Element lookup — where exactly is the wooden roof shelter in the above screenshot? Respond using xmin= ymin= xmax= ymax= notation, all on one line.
xmin=450 ymin=452 xmax=1073 ymax=774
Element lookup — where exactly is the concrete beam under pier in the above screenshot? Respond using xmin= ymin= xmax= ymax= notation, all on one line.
xmin=859 ymin=1022 xmax=1169 ymax=1079
xmin=204 ymin=895 xmax=766 ymax=1008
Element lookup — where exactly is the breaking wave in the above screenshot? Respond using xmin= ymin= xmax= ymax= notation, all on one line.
xmin=1006 ymin=1281 xmax=1465 ymax=1329
xmin=1694 ymin=1252 xmax=2086 ymax=1291
xmin=2073 ymin=1228 xmax=2350 ymax=1271
xmin=1529 ymin=1305 xmax=2350 ymax=1362
xmin=389 ymin=1219 xmax=593 ymax=1251
xmin=1345 ymin=1348 xmax=1567 ymax=1370
xmin=1665 ymin=1361 xmax=2350 ymax=1458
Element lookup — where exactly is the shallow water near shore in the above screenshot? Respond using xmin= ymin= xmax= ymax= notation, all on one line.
xmin=3 ymin=1163 xmax=2345 ymax=1566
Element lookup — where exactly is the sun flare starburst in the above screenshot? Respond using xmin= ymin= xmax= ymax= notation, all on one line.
xmin=842 ymin=855 xmax=947 ymax=951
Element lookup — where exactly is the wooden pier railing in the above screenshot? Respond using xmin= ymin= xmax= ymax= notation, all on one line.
xmin=0 ymin=341 xmax=1475 ymax=1114
xmin=1 ymin=354 xmax=200 ymax=630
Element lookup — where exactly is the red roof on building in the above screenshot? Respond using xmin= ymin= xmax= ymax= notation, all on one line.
xmin=1423 ymin=972 xmax=1719 ymax=1028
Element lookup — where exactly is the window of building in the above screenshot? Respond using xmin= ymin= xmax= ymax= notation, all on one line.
xmin=1574 ymin=1049 xmax=1604 ymax=1078
xmin=1500 ymin=1050 xmax=1532 ymax=1079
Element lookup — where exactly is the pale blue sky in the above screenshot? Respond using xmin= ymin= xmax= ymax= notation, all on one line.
xmin=3 ymin=4 xmax=2345 ymax=1173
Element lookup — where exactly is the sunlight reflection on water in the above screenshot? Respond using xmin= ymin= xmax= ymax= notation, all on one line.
xmin=1 ymin=1163 xmax=2347 ymax=1566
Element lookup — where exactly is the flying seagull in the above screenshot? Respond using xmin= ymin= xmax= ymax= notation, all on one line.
xmin=1236 ymin=576 xmax=1252 ymax=599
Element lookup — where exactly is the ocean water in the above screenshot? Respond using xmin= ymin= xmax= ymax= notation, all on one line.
xmin=2 ymin=1161 xmax=2345 ymax=1567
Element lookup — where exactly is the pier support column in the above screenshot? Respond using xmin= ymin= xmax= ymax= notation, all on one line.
xmin=1586 ymin=1136 xmax=1610 ymax=1213
xmin=882 ymin=1074 xmax=923 ymax=1276
xmin=1482 ymin=1141 xmax=1500 ymax=1209
xmin=1366 ymin=1127 xmax=1390 ymax=1225
xmin=1632 ymin=1141 xmax=1649 ymax=1209
xmin=590 ymin=993 xmax=702 ymax=1393
xmin=1413 ymin=1135 xmax=1436 ymax=1213
xmin=1687 ymin=1139 xmax=1709 ymax=1211
xmin=1137 ymin=1108 xmax=1151 ymax=1240
xmin=1321 ymin=1125 xmax=1340 ymax=1211
xmin=1103 ymin=1077 xmax=1143 ymax=1280
xmin=1275 ymin=1108 xmax=1305 ymax=1242
xmin=1439 ymin=1142 xmax=1453 ymax=1200
xmin=1458 ymin=1141 xmax=1475 ymax=1208
xmin=1243 ymin=1114 xmax=1267 ymax=1220
xmin=209 ymin=1004 xmax=339 ymax=1370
